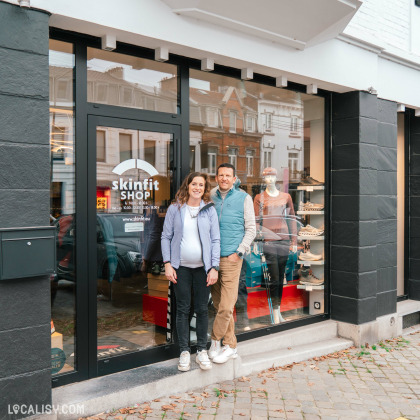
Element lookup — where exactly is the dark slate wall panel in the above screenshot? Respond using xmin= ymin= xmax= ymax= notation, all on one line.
xmin=410 ymin=110 xmax=420 ymax=300
xmin=0 ymin=2 xmax=52 ymax=416
xmin=331 ymin=92 xmax=398 ymax=323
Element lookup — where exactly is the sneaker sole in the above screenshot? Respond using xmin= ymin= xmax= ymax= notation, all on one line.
xmin=178 ymin=364 xmax=191 ymax=372
xmin=212 ymin=353 xmax=238 ymax=364
xmin=196 ymin=361 xmax=212 ymax=370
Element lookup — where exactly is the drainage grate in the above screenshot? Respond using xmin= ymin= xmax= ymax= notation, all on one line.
xmin=403 ymin=312 xmax=420 ymax=329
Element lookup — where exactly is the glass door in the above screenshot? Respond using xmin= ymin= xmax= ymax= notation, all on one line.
xmin=88 ymin=116 xmax=180 ymax=376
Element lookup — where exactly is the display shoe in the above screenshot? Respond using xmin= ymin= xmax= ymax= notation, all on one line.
xmin=300 ymin=176 xmax=323 ymax=186
xmin=208 ymin=339 xmax=221 ymax=360
xmin=273 ymin=307 xmax=285 ymax=324
xmin=196 ymin=350 xmax=212 ymax=370
xmin=298 ymin=225 xmax=324 ymax=236
xmin=151 ymin=262 xmax=161 ymax=275
xmin=299 ymin=251 xmax=322 ymax=261
xmin=299 ymin=201 xmax=324 ymax=211
xmin=178 ymin=351 xmax=191 ymax=371
xmin=212 ymin=345 xmax=238 ymax=364
xmin=299 ymin=268 xmax=324 ymax=285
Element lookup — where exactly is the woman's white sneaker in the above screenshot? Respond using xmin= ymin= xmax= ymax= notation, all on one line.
xmin=178 ymin=351 xmax=191 ymax=371
xmin=208 ymin=339 xmax=221 ymax=360
xmin=212 ymin=345 xmax=237 ymax=364
xmin=196 ymin=350 xmax=212 ymax=370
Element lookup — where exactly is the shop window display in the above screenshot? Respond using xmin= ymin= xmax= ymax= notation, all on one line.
xmin=189 ymin=70 xmax=325 ymax=335
xmin=49 ymin=40 xmax=76 ymax=376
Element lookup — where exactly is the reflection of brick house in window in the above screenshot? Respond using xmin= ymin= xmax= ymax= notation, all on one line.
xmin=189 ymin=86 xmax=262 ymax=188
xmin=85 ymin=66 xmax=178 ymax=113
xmin=259 ymin=92 xmax=304 ymax=182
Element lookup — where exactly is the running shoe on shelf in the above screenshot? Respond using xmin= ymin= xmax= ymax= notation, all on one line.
xmin=299 ymin=201 xmax=324 ymax=211
xmin=298 ymin=251 xmax=323 ymax=261
xmin=299 ymin=176 xmax=323 ymax=186
xmin=298 ymin=225 xmax=324 ymax=237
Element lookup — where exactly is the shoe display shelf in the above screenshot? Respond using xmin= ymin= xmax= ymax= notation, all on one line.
xmin=296 ymin=182 xmax=325 ymax=316
xmin=297 ymin=284 xmax=325 ymax=315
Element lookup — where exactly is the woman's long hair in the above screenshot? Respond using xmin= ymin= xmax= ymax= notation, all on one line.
xmin=174 ymin=172 xmax=211 ymax=206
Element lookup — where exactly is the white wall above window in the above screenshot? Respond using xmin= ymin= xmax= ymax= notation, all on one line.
xmin=162 ymin=0 xmax=361 ymax=50
xmin=28 ymin=0 xmax=420 ymax=108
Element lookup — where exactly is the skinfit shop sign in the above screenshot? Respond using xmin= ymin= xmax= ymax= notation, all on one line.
xmin=111 ymin=158 xmax=160 ymax=201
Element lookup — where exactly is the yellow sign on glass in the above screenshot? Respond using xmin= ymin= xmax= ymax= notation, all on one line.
xmin=97 ymin=197 xmax=107 ymax=210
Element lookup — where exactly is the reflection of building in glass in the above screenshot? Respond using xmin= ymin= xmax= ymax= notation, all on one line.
xmin=50 ymin=63 xmax=173 ymax=216
xmin=87 ymin=67 xmax=178 ymax=113
xmin=188 ymin=78 xmax=306 ymax=188
xmin=50 ymin=65 xmax=75 ymax=217
xmin=259 ymin=94 xmax=304 ymax=183
xmin=189 ymin=86 xmax=262 ymax=189
xmin=86 ymin=49 xmax=178 ymax=113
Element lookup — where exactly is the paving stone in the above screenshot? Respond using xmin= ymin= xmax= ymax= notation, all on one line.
xmin=268 ymin=410 xmax=287 ymax=418
xmin=83 ymin=331 xmax=420 ymax=420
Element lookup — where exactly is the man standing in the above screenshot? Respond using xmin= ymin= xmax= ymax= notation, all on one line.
xmin=209 ymin=163 xmax=256 ymax=363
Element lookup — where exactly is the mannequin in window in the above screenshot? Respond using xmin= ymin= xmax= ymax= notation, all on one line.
xmin=253 ymin=167 xmax=297 ymax=323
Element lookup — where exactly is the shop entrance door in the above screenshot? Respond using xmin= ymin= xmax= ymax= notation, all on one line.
xmin=87 ymin=116 xmax=180 ymax=377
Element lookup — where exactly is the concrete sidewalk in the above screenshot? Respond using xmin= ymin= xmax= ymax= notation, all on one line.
xmin=85 ymin=328 xmax=420 ymax=420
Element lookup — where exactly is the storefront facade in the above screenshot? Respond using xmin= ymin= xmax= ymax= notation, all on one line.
xmin=1 ymin=0 xmax=420 ymax=417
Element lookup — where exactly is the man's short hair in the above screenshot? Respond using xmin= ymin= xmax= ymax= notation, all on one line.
xmin=217 ymin=163 xmax=236 ymax=176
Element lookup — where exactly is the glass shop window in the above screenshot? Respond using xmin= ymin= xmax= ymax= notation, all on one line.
xmin=189 ymin=69 xmax=326 ymax=336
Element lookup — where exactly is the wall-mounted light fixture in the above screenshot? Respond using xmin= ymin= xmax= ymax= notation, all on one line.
xmin=367 ymin=86 xmax=377 ymax=95
xmin=18 ymin=0 xmax=30 ymax=7
xmin=201 ymin=58 xmax=214 ymax=72
xmin=241 ymin=68 xmax=253 ymax=81
xmin=306 ymin=84 xmax=317 ymax=95
xmin=276 ymin=76 xmax=288 ymax=88
xmin=155 ymin=47 xmax=169 ymax=62
xmin=101 ymin=35 xmax=116 ymax=51
xmin=397 ymin=104 xmax=406 ymax=113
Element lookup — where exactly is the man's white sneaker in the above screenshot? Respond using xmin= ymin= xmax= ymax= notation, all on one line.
xmin=178 ymin=351 xmax=190 ymax=371
xmin=196 ymin=350 xmax=212 ymax=370
xmin=208 ymin=340 xmax=221 ymax=360
xmin=212 ymin=345 xmax=237 ymax=364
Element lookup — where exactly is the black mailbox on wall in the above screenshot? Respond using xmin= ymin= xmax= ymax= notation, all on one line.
xmin=0 ymin=227 xmax=56 ymax=280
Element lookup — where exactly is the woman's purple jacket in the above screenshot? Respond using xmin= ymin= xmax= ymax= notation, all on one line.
xmin=161 ymin=200 xmax=220 ymax=273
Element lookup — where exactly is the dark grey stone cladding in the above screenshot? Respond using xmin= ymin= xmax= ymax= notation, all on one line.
xmin=331 ymin=91 xmax=397 ymax=324
xmin=0 ymin=3 xmax=51 ymax=420
xmin=409 ymin=110 xmax=420 ymax=299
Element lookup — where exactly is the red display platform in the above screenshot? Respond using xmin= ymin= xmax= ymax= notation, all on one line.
xmin=243 ymin=283 xmax=308 ymax=319
xmin=143 ymin=294 xmax=168 ymax=328
xmin=143 ymin=284 xmax=308 ymax=327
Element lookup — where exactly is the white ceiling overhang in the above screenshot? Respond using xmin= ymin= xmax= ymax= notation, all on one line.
xmin=162 ymin=0 xmax=362 ymax=50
